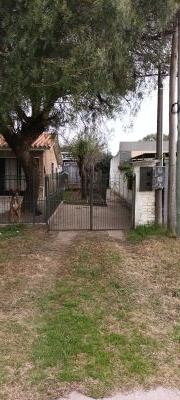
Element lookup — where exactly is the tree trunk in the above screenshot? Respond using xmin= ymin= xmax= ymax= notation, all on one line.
xmin=81 ymin=169 xmax=87 ymax=200
xmin=17 ymin=149 xmax=41 ymax=213
xmin=168 ymin=24 xmax=178 ymax=234
xmin=2 ymin=129 xmax=43 ymax=214
xmin=77 ymin=161 xmax=87 ymax=200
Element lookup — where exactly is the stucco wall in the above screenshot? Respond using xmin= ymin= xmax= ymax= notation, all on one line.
xmin=43 ymin=146 xmax=60 ymax=175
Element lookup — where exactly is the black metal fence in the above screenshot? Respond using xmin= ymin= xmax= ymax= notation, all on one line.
xmin=48 ymin=174 xmax=133 ymax=231
xmin=0 ymin=174 xmax=60 ymax=225
xmin=0 ymin=173 xmax=71 ymax=225
xmin=0 ymin=173 xmax=133 ymax=230
xmin=0 ymin=175 xmax=46 ymax=224
xmin=45 ymin=173 xmax=64 ymax=220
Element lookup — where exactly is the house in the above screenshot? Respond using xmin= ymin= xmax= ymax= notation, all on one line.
xmin=110 ymin=141 xmax=169 ymax=227
xmin=110 ymin=141 xmax=169 ymax=182
xmin=0 ymin=132 xmax=62 ymax=198
xmin=61 ymin=147 xmax=80 ymax=186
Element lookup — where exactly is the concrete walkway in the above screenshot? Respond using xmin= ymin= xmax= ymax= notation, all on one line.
xmin=57 ymin=388 xmax=180 ymax=400
xmin=49 ymin=192 xmax=131 ymax=231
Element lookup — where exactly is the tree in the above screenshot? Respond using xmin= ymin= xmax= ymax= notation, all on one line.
xmin=70 ymin=128 xmax=105 ymax=199
xmin=0 ymin=0 xmax=178 ymax=210
xmin=142 ymin=134 xmax=169 ymax=141
xmin=96 ymin=152 xmax=112 ymax=179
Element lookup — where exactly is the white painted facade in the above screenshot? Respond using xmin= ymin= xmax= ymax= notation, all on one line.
xmin=110 ymin=142 xmax=157 ymax=227
xmin=133 ymin=162 xmax=156 ymax=227
xmin=110 ymin=149 xmax=132 ymax=206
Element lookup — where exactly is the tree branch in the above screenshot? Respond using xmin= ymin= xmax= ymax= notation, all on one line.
xmin=96 ymin=92 xmax=112 ymax=109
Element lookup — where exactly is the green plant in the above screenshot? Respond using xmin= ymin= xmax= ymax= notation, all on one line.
xmin=119 ymin=162 xmax=134 ymax=190
xmin=0 ymin=225 xmax=25 ymax=238
xmin=119 ymin=162 xmax=133 ymax=180
xmin=128 ymin=224 xmax=168 ymax=242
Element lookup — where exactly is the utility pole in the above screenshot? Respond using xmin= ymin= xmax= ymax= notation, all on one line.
xmin=168 ymin=24 xmax=178 ymax=234
xmin=176 ymin=11 xmax=180 ymax=236
xmin=155 ymin=67 xmax=163 ymax=225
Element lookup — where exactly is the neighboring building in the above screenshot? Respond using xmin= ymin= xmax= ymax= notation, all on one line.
xmin=0 ymin=132 xmax=62 ymax=198
xmin=110 ymin=141 xmax=169 ymax=227
xmin=61 ymin=148 xmax=80 ymax=185
xmin=110 ymin=140 xmax=169 ymax=184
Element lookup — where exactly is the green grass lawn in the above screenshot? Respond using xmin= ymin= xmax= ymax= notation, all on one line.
xmin=31 ymin=245 xmax=157 ymax=396
xmin=0 ymin=228 xmax=179 ymax=399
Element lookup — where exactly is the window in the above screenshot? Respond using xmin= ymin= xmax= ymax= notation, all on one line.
xmin=139 ymin=167 xmax=153 ymax=192
xmin=51 ymin=163 xmax=54 ymax=175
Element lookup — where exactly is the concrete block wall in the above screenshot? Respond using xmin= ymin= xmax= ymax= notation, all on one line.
xmin=134 ymin=163 xmax=156 ymax=227
xmin=110 ymin=152 xmax=157 ymax=227
xmin=134 ymin=191 xmax=155 ymax=226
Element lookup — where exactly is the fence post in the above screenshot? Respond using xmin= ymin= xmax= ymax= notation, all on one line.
xmin=32 ymin=174 xmax=36 ymax=224
xmin=90 ymin=169 xmax=94 ymax=231
xmin=132 ymin=174 xmax=136 ymax=229
xmin=45 ymin=175 xmax=49 ymax=229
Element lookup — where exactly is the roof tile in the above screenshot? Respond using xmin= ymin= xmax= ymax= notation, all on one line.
xmin=0 ymin=133 xmax=55 ymax=150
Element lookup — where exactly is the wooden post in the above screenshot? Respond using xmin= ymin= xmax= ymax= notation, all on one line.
xmin=155 ymin=68 xmax=163 ymax=225
xmin=32 ymin=173 xmax=36 ymax=224
xmin=176 ymin=11 xmax=180 ymax=236
xmin=168 ymin=24 xmax=178 ymax=234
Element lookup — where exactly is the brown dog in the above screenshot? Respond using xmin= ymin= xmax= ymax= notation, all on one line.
xmin=9 ymin=190 xmax=21 ymax=223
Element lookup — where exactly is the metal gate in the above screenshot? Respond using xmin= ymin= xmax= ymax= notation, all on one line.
xmin=47 ymin=173 xmax=133 ymax=231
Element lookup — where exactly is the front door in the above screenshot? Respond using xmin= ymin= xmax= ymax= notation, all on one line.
xmin=0 ymin=159 xmax=5 ymax=195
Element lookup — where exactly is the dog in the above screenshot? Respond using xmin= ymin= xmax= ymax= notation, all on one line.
xmin=9 ymin=190 xmax=21 ymax=223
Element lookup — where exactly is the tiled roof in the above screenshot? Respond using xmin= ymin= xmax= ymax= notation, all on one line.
xmin=0 ymin=133 xmax=56 ymax=150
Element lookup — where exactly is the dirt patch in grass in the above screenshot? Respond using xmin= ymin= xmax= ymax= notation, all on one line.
xmin=0 ymin=228 xmax=179 ymax=399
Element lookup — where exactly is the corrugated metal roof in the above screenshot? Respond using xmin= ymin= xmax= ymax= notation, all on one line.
xmin=0 ymin=133 xmax=55 ymax=149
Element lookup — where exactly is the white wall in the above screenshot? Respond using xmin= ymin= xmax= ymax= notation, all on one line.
xmin=110 ymin=153 xmax=156 ymax=226
xmin=110 ymin=152 xmax=120 ymax=184
xmin=110 ymin=152 xmax=132 ymax=206
xmin=63 ymin=162 xmax=80 ymax=184
xmin=134 ymin=163 xmax=155 ymax=226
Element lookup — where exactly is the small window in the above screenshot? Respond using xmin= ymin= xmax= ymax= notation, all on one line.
xmin=51 ymin=163 xmax=54 ymax=175
xmin=140 ymin=167 xmax=153 ymax=192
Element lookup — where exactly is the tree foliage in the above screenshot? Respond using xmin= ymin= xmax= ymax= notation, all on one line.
xmin=0 ymin=0 xmax=178 ymax=131
xmin=70 ymin=128 xmax=105 ymax=172
xmin=69 ymin=127 xmax=105 ymax=198
xmin=142 ymin=133 xmax=169 ymax=141
xmin=0 ymin=0 xmax=178 ymax=206
xmin=96 ymin=152 xmax=112 ymax=180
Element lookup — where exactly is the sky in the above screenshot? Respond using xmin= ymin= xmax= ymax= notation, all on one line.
xmin=108 ymin=78 xmax=170 ymax=156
